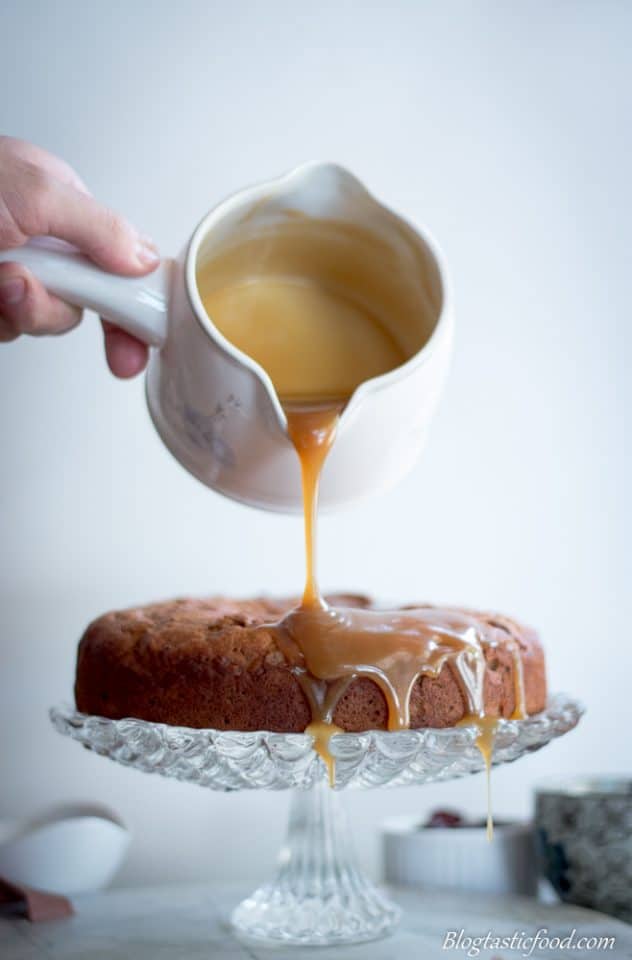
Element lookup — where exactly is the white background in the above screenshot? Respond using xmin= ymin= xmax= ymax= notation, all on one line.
xmin=0 ymin=1 xmax=629 ymax=887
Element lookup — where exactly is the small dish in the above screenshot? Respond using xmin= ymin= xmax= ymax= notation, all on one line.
xmin=0 ymin=802 xmax=130 ymax=896
xmin=382 ymin=814 xmax=537 ymax=895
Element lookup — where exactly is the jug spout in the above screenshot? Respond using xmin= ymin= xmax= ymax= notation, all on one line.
xmin=265 ymin=161 xmax=375 ymax=220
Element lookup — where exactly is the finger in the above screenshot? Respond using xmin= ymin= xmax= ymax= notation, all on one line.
xmin=101 ymin=319 xmax=148 ymax=379
xmin=10 ymin=164 xmax=160 ymax=276
xmin=0 ymin=136 xmax=89 ymax=194
xmin=0 ymin=315 xmax=20 ymax=342
xmin=0 ymin=263 xmax=81 ymax=337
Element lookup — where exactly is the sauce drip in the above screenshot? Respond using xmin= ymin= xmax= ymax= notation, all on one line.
xmin=276 ymin=399 xmax=516 ymax=805
xmin=200 ymin=270 xmax=528 ymax=826
xmin=305 ymin=720 xmax=343 ymax=785
xmin=459 ymin=714 xmax=498 ymax=841
xmin=285 ymin=404 xmax=342 ymax=609
xmin=275 ymin=604 xmax=490 ymax=730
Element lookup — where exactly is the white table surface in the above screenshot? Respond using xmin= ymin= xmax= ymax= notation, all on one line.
xmin=1 ymin=883 xmax=630 ymax=960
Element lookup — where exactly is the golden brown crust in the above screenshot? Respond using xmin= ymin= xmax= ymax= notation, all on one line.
xmin=75 ymin=596 xmax=547 ymax=731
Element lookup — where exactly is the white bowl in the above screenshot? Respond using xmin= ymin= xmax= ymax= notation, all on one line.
xmin=0 ymin=803 xmax=130 ymax=896
xmin=382 ymin=815 xmax=537 ymax=896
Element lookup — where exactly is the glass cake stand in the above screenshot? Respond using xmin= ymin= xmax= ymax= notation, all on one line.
xmin=50 ymin=693 xmax=583 ymax=947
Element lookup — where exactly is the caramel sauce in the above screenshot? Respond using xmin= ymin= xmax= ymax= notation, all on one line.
xmin=202 ymin=278 xmax=405 ymax=404
xmin=198 ymin=260 xmax=528 ymax=830
xmin=305 ymin=720 xmax=343 ymax=786
xmin=458 ymin=714 xmax=498 ymax=841
xmin=275 ymin=397 xmax=512 ymax=799
xmin=275 ymin=603 xmax=489 ymax=730
xmin=285 ymin=404 xmax=342 ymax=608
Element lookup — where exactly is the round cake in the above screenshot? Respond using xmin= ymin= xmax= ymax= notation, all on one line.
xmin=74 ymin=595 xmax=547 ymax=731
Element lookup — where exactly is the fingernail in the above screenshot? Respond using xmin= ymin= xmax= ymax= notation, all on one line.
xmin=136 ymin=236 xmax=160 ymax=267
xmin=0 ymin=277 xmax=26 ymax=306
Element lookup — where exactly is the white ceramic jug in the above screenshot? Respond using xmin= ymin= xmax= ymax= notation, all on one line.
xmin=0 ymin=163 xmax=453 ymax=512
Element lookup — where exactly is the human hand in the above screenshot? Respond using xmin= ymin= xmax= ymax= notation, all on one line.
xmin=0 ymin=136 xmax=160 ymax=377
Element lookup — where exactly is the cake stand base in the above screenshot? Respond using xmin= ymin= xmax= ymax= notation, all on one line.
xmin=231 ymin=782 xmax=400 ymax=946
xmin=50 ymin=696 xmax=584 ymax=947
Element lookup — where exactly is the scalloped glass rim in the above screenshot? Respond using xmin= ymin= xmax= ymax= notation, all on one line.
xmin=50 ymin=693 xmax=583 ymax=791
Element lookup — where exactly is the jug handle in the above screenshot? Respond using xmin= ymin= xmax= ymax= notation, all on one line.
xmin=0 ymin=239 xmax=170 ymax=347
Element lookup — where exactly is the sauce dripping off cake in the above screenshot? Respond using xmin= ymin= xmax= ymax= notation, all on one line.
xmin=199 ymin=265 xmax=529 ymax=820
xmin=278 ymin=397 xmax=528 ymax=807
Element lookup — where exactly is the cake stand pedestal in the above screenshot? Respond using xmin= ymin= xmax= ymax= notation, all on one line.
xmin=233 ymin=781 xmax=399 ymax=943
xmin=50 ymin=694 xmax=583 ymax=947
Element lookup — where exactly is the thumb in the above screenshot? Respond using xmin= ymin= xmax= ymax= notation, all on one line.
xmin=17 ymin=166 xmax=160 ymax=276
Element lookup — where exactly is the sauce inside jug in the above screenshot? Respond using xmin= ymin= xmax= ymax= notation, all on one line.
xmin=202 ymin=277 xmax=405 ymax=404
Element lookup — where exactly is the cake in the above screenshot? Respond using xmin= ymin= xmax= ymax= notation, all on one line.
xmin=74 ymin=595 xmax=547 ymax=731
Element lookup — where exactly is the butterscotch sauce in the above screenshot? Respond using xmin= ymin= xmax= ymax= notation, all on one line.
xmin=273 ymin=401 xmax=513 ymax=800
xmin=458 ymin=714 xmax=498 ymax=841
xmin=201 ymin=278 xmax=406 ymax=404
xmin=199 ymin=264 xmax=528 ymax=829
xmin=275 ymin=605 xmax=489 ymax=730
xmin=285 ymin=404 xmax=342 ymax=608
xmin=305 ymin=720 xmax=343 ymax=786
